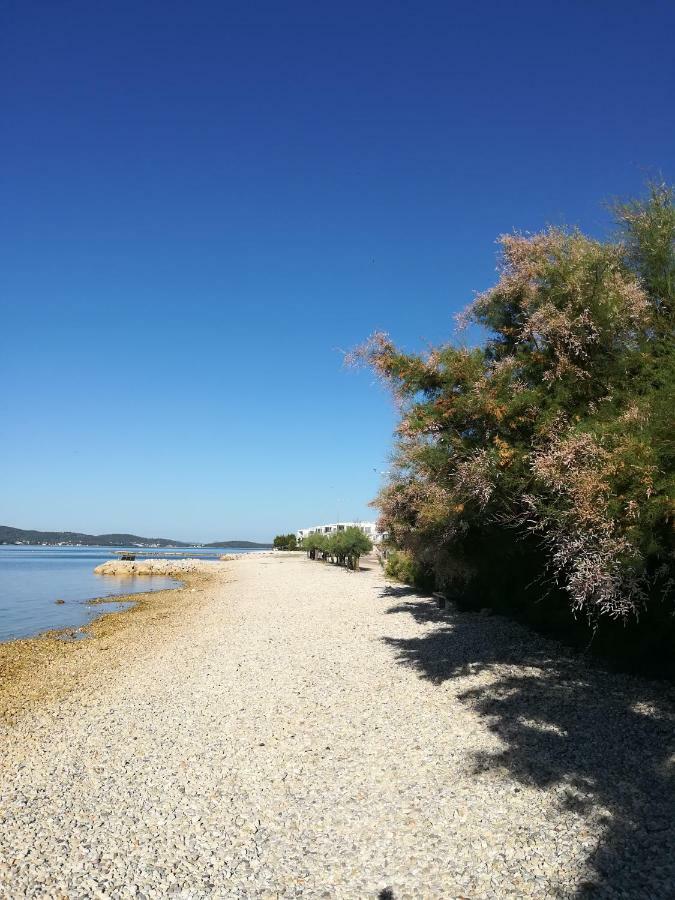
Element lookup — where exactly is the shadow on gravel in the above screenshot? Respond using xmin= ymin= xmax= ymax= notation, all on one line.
xmin=381 ymin=586 xmax=675 ymax=899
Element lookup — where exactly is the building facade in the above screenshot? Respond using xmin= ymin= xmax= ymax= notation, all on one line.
xmin=296 ymin=521 xmax=383 ymax=544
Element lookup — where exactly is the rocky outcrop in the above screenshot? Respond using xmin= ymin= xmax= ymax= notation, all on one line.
xmin=94 ymin=558 xmax=225 ymax=577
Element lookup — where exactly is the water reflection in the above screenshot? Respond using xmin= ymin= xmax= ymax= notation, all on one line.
xmin=0 ymin=546 xmax=184 ymax=641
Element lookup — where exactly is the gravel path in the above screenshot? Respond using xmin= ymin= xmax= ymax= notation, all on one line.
xmin=1 ymin=554 xmax=673 ymax=899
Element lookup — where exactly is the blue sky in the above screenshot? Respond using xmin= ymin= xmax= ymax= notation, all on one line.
xmin=2 ymin=0 xmax=673 ymax=542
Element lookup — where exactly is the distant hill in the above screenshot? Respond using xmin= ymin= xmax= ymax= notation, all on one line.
xmin=202 ymin=540 xmax=272 ymax=549
xmin=0 ymin=526 xmax=272 ymax=549
xmin=0 ymin=526 xmax=192 ymax=547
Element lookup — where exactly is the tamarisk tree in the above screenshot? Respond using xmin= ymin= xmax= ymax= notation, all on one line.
xmin=352 ymin=184 xmax=674 ymax=624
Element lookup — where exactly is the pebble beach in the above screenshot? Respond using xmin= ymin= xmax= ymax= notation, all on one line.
xmin=1 ymin=553 xmax=673 ymax=899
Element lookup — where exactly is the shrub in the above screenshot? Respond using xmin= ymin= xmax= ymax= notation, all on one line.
xmin=352 ymin=183 xmax=674 ymax=627
xmin=273 ymin=533 xmax=297 ymax=551
xmin=337 ymin=527 xmax=373 ymax=569
xmin=303 ymin=527 xmax=373 ymax=569
xmin=301 ymin=532 xmax=327 ymax=559
xmin=385 ymin=550 xmax=417 ymax=584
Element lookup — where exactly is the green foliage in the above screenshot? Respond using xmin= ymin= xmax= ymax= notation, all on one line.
xmin=614 ymin=181 xmax=675 ymax=319
xmin=273 ymin=533 xmax=297 ymax=551
xmin=384 ymin=549 xmax=429 ymax=588
xmin=355 ymin=184 xmax=674 ymax=625
xmin=337 ymin=527 xmax=373 ymax=567
xmin=303 ymin=527 xmax=373 ymax=569
xmin=300 ymin=532 xmax=327 ymax=559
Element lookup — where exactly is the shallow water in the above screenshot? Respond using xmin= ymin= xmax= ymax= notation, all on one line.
xmin=0 ymin=544 xmax=251 ymax=642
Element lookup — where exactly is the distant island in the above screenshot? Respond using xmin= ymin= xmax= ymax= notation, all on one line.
xmin=0 ymin=526 xmax=272 ymax=549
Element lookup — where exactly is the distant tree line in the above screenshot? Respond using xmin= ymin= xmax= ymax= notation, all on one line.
xmin=352 ymin=183 xmax=674 ymax=672
xmin=273 ymin=533 xmax=297 ymax=551
xmin=301 ymin=528 xmax=373 ymax=570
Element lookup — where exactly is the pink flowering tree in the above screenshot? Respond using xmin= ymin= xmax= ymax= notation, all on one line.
xmin=352 ymin=184 xmax=674 ymax=624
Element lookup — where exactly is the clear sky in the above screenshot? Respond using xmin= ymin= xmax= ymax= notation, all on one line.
xmin=2 ymin=1 xmax=673 ymax=542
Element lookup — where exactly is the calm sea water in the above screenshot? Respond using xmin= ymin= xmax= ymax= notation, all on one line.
xmin=0 ymin=545 xmax=259 ymax=642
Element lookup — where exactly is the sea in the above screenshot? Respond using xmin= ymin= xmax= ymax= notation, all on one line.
xmin=0 ymin=545 xmax=261 ymax=643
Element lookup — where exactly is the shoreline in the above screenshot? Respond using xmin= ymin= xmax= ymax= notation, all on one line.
xmin=1 ymin=553 xmax=673 ymax=897
xmin=0 ymin=560 xmax=230 ymax=725
xmin=0 ymin=551 xmax=267 ymax=650
xmin=0 ymin=578 xmax=183 ymax=648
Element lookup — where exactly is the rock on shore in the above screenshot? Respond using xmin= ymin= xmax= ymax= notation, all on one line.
xmin=94 ymin=558 xmax=224 ymax=577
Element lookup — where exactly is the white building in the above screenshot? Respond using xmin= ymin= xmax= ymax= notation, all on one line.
xmin=296 ymin=521 xmax=383 ymax=544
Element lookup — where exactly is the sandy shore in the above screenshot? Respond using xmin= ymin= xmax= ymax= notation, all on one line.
xmin=1 ymin=553 xmax=673 ymax=898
